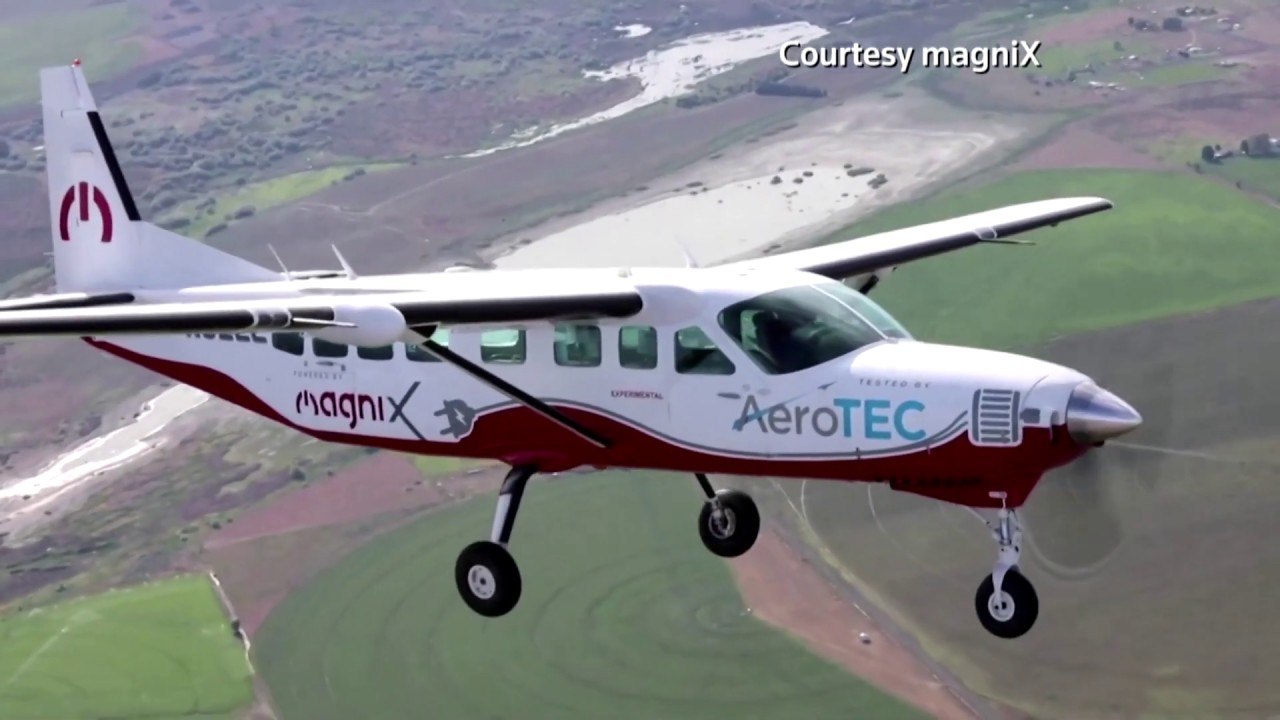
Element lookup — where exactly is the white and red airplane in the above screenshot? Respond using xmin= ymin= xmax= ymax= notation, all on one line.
xmin=8 ymin=63 xmax=1140 ymax=639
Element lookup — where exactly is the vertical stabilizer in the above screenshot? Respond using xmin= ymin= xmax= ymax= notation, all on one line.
xmin=40 ymin=62 xmax=279 ymax=292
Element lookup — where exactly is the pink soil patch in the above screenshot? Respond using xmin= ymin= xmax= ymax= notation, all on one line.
xmin=1011 ymin=121 xmax=1165 ymax=171
xmin=1037 ymin=8 xmax=1135 ymax=45
xmin=1094 ymin=90 xmax=1280 ymax=148
xmin=732 ymin=528 xmax=979 ymax=720
xmin=206 ymin=453 xmax=498 ymax=548
xmin=132 ymin=36 xmax=183 ymax=64
xmin=204 ymin=453 xmax=502 ymax=635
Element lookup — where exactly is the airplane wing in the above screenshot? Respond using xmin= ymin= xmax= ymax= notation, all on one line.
xmin=0 ymin=276 xmax=642 ymax=338
xmin=719 ymin=197 xmax=1113 ymax=282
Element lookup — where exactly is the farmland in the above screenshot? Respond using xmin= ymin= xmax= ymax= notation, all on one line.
xmin=0 ymin=574 xmax=251 ymax=719
xmin=254 ymin=472 xmax=927 ymax=720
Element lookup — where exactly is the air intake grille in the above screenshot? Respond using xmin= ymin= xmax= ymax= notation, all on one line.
xmin=969 ymin=388 xmax=1022 ymax=446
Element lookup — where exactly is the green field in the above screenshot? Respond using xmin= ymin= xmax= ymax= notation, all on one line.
xmin=1034 ymin=38 xmax=1152 ymax=76
xmin=168 ymin=162 xmax=404 ymax=238
xmin=1127 ymin=61 xmax=1231 ymax=87
xmin=0 ymin=574 xmax=253 ymax=719
xmin=254 ymin=472 xmax=925 ymax=720
xmin=826 ymin=168 xmax=1280 ymax=349
xmin=0 ymin=3 xmax=143 ymax=108
xmin=1150 ymin=136 xmax=1280 ymax=199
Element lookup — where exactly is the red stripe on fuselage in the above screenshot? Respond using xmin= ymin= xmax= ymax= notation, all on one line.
xmin=84 ymin=339 xmax=1086 ymax=508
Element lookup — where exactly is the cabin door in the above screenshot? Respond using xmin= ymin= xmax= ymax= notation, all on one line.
xmin=666 ymin=325 xmax=776 ymax=460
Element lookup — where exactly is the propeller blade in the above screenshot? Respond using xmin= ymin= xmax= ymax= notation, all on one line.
xmin=1020 ymin=362 xmax=1176 ymax=580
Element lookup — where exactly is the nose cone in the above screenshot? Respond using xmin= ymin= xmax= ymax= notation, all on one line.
xmin=1065 ymin=382 xmax=1143 ymax=444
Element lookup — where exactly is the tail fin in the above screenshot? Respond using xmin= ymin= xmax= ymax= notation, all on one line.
xmin=40 ymin=62 xmax=279 ymax=293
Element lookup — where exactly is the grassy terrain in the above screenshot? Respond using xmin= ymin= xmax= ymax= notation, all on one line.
xmin=254 ymin=471 xmax=925 ymax=720
xmin=951 ymin=0 xmax=1116 ymax=42
xmin=1127 ymin=60 xmax=1231 ymax=87
xmin=0 ymin=3 xmax=142 ymax=109
xmin=1035 ymin=38 xmax=1151 ymax=76
xmin=0 ymin=574 xmax=252 ymax=719
xmin=827 ymin=168 xmax=1280 ymax=349
xmin=163 ymin=162 xmax=403 ymax=238
xmin=411 ymin=454 xmax=492 ymax=476
xmin=1151 ymin=137 xmax=1280 ymax=200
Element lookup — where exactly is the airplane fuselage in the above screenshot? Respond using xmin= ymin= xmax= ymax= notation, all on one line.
xmin=92 ymin=266 xmax=1096 ymax=509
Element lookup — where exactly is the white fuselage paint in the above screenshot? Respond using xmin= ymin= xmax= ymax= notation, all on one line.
xmin=106 ymin=266 xmax=1090 ymax=465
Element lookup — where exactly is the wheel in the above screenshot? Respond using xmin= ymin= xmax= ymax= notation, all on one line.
xmin=697 ymin=489 xmax=760 ymax=558
xmin=974 ymin=567 xmax=1038 ymax=639
xmin=455 ymin=541 xmax=522 ymax=617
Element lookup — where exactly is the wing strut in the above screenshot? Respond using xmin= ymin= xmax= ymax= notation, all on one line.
xmin=413 ymin=331 xmax=611 ymax=450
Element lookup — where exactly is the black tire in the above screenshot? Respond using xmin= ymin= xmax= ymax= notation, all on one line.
xmin=974 ymin=568 xmax=1038 ymax=639
xmin=698 ymin=489 xmax=760 ymax=558
xmin=455 ymin=541 xmax=522 ymax=617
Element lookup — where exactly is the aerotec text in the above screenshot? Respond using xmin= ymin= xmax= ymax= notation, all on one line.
xmin=778 ymin=40 xmax=1042 ymax=74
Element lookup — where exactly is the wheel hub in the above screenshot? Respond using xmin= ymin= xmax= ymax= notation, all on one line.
xmin=708 ymin=505 xmax=736 ymax=539
xmin=987 ymin=590 xmax=1015 ymax=622
xmin=467 ymin=565 xmax=496 ymax=600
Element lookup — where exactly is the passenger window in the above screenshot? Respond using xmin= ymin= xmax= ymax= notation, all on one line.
xmin=553 ymin=324 xmax=602 ymax=367
xmin=271 ymin=332 xmax=304 ymax=356
xmin=218 ymin=333 xmax=234 ymax=341
xmin=618 ymin=325 xmax=658 ymax=369
xmin=313 ymin=337 xmax=349 ymax=358
xmin=406 ymin=328 xmax=449 ymax=362
xmin=674 ymin=326 xmax=735 ymax=375
xmin=250 ymin=333 xmax=268 ymax=344
xmin=481 ymin=328 xmax=525 ymax=364
xmin=357 ymin=344 xmax=394 ymax=360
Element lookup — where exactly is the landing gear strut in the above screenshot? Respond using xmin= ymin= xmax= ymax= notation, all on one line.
xmin=694 ymin=473 xmax=760 ymax=558
xmin=454 ymin=468 xmax=763 ymax=617
xmin=454 ymin=465 xmax=532 ymax=617
xmin=974 ymin=497 xmax=1038 ymax=639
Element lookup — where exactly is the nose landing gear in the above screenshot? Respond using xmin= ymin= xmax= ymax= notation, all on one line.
xmin=974 ymin=498 xmax=1038 ymax=639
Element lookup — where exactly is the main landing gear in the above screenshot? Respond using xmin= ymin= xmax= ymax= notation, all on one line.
xmin=453 ymin=468 xmax=761 ymax=617
xmin=694 ymin=472 xmax=760 ymax=558
xmin=974 ymin=497 xmax=1039 ymax=639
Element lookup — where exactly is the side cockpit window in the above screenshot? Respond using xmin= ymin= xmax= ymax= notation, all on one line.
xmin=674 ymin=326 xmax=735 ymax=375
xmin=718 ymin=285 xmax=890 ymax=375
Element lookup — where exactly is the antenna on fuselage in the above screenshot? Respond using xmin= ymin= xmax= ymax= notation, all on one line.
xmin=267 ymin=244 xmax=291 ymax=279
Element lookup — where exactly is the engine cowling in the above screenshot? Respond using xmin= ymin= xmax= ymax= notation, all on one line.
xmin=310 ymin=302 xmax=408 ymax=347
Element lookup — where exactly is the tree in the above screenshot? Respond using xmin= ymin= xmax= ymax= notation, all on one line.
xmin=1201 ymin=145 xmax=1216 ymax=163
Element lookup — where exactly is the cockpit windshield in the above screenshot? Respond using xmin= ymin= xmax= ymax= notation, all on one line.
xmin=717 ymin=281 xmax=911 ymax=375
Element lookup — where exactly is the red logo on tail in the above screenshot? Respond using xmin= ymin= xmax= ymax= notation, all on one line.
xmin=58 ymin=182 xmax=112 ymax=243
